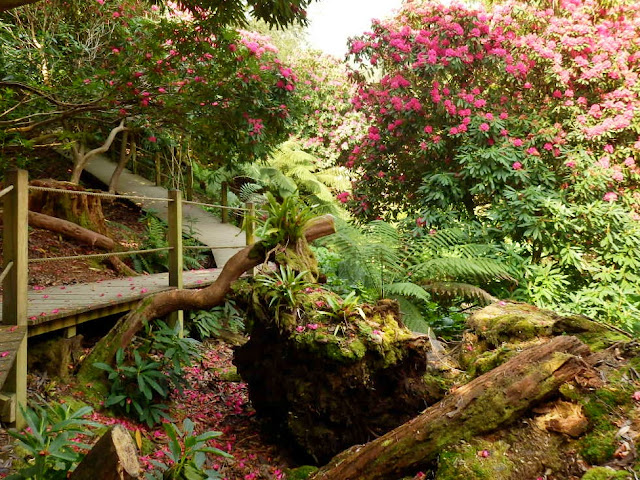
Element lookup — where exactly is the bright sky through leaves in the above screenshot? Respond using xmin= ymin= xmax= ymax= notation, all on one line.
xmin=306 ymin=0 xmax=403 ymax=57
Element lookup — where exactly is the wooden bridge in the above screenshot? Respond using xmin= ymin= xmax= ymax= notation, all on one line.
xmin=0 ymin=167 xmax=254 ymax=428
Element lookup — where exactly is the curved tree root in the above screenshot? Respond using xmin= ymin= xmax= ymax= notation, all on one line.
xmin=77 ymin=215 xmax=335 ymax=381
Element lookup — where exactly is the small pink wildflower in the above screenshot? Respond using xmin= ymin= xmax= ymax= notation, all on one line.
xmin=478 ymin=450 xmax=490 ymax=458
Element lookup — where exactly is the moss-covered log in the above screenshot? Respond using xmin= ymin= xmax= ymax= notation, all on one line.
xmin=234 ymin=299 xmax=450 ymax=463
xmin=310 ymin=335 xmax=591 ymax=480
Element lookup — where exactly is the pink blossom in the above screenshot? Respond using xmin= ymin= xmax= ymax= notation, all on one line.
xmin=148 ymin=136 xmax=157 ymax=143
xmin=603 ymin=191 xmax=618 ymax=202
xmin=512 ymin=138 xmax=523 ymax=147
xmin=633 ymin=391 xmax=640 ymax=401
xmin=527 ymin=147 xmax=540 ymax=156
xmin=307 ymin=323 xmax=318 ymax=330
xmin=512 ymin=162 xmax=523 ymax=170
xmin=604 ymin=144 xmax=614 ymax=154
xmin=565 ymin=160 xmax=577 ymax=169
xmin=112 ymin=11 xmax=120 ymax=18
xmin=479 ymin=123 xmax=490 ymax=132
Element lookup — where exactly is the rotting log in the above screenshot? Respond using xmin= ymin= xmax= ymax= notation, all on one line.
xmin=69 ymin=425 xmax=140 ymax=480
xmin=0 ymin=210 xmax=136 ymax=275
xmin=310 ymin=335 xmax=591 ymax=480
xmin=77 ymin=214 xmax=336 ymax=382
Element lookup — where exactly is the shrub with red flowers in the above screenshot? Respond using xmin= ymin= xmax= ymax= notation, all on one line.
xmin=343 ymin=0 xmax=640 ymax=329
xmin=0 ymin=0 xmax=303 ymax=176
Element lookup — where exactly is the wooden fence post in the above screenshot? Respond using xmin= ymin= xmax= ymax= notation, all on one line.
xmin=221 ymin=182 xmax=229 ymax=223
xmin=245 ymin=201 xmax=255 ymax=245
xmin=154 ymin=152 xmax=162 ymax=186
xmin=167 ymin=190 xmax=183 ymax=337
xmin=2 ymin=169 xmax=28 ymax=429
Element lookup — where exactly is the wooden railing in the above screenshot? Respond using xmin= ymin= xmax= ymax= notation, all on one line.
xmin=0 ymin=168 xmax=256 ymax=429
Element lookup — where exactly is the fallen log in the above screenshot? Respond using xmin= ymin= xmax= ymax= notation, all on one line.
xmin=0 ymin=209 xmax=136 ymax=276
xmin=310 ymin=335 xmax=591 ymax=480
xmin=77 ymin=214 xmax=336 ymax=381
xmin=69 ymin=425 xmax=140 ymax=479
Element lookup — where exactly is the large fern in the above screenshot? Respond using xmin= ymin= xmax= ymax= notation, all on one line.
xmin=320 ymin=220 xmax=515 ymax=331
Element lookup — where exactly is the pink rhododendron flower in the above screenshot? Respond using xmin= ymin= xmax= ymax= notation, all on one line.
xmin=479 ymin=123 xmax=490 ymax=132
xmin=633 ymin=391 xmax=640 ymax=401
xmin=512 ymin=161 xmax=523 ymax=170
xmin=603 ymin=191 xmax=618 ymax=202
xmin=148 ymin=136 xmax=157 ymax=143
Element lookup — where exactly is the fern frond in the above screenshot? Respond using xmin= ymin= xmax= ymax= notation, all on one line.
xmin=383 ymin=282 xmax=432 ymax=303
xmin=238 ymin=183 xmax=265 ymax=203
xmin=421 ymin=281 xmax=498 ymax=305
xmin=393 ymin=296 xmax=430 ymax=333
xmin=411 ymin=257 xmax=515 ymax=283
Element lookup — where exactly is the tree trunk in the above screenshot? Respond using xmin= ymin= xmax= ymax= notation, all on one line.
xmin=29 ymin=179 xmax=109 ymax=234
xmin=77 ymin=215 xmax=336 ymax=382
xmin=109 ymin=131 xmax=130 ymax=194
xmin=310 ymin=335 xmax=591 ymax=480
xmin=69 ymin=425 xmax=141 ymax=480
xmin=69 ymin=120 xmax=127 ymax=184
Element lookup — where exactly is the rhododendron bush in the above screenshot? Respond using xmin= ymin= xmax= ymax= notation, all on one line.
xmin=343 ymin=0 xmax=640 ymax=329
xmin=0 ymin=0 xmax=301 ymax=172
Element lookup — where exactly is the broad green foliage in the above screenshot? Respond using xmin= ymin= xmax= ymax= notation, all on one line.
xmin=145 ymin=418 xmax=231 ymax=480
xmin=189 ymin=300 xmax=244 ymax=340
xmin=94 ymin=322 xmax=200 ymax=427
xmin=343 ymin=0 xmax=640 ymax=330
xmin=7 ymin=404 xmax=101 ymax=480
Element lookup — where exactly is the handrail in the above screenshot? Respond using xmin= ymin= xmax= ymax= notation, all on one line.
xmin=28 ymin=186 xmax=173 ymax=203
xmin=182 ymin=199 xmax=249 ymax=212
xmin=28 ymin=247 xmax=173 ymax=263
xmin=0 ymin=185 xmax=14 ymax=200
xmin=0 ymin=261 xmax=13 ymax=284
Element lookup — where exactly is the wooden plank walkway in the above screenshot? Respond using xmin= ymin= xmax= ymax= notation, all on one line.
xmin=84 ymin=155 xmax=247 ymax=268
xmin=0 ymin=269 xmax=222 ymax=337
xmin=0 ymin=325 xmax=27 ymax=389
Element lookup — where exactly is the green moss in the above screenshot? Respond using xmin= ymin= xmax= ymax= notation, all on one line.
xmin=468 ymin=346 xmax=516 ymax=377
xmin=284 ymin=466 xmax=319 ymax=480
xmin=581 ymin=467 xmax=632 ymax=480
xmin=435 ymin=440 xmax=515 ymax=480
xmin=580 ymin=427 xmax=617 ymax=464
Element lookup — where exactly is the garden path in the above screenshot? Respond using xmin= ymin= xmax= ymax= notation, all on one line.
xmin=85 ymin=155 xmax=246 ymax=268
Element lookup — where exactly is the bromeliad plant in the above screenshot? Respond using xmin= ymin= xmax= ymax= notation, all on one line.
xmin=7 ymin=404 xmax=102 ymax=480
xmin=254 ymin=264 xmax=312 ymax=329
xmin=145 ymin=418 xmax=232 ymax=480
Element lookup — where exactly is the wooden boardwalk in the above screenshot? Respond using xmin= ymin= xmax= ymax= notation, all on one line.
xmin=0 ymin=269 xmax=222 ymax=337
xmin=85 ymin=155 xmax=247 ymax=268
